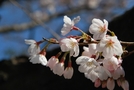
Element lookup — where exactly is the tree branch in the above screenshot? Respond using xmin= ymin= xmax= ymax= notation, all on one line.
xmin=0 ymin=0 xmax=90 ymax=35
xmin=0 ymin=21 xmax=38 ymax=33
xmin=9 ymin=0 xmax=61 ymax=39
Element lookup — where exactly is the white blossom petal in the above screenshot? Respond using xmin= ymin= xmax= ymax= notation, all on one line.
xmin=39 ymin=55 xmax=47 ymax=66
xmin=60 ymin=38 xmax=79 ymax=57
xmin=76 ymin=56 xmax=91 ymax=65
xmin=30 ymin=55 xmax=40 ymax=64
xmin=25 ymin=39 xmax=36 ymax=44
xmin=63 ymin=67 xmax=74 ymax=79
xmin=53 ymin=62 xmax=64 ymax=76
xmin=89 ymin=18 xmax=108 ymax=40
xmin=97 ymin=36 xmax=123 ymax=58
xmin=29 ymin=54 xmax=47 ymax=66
xmin=61 ymin=15 xmax=80 ymax=36
xmin=72 ymin=16 xmax=80 ymax=25
xmin=121 ymin=80 xmax=129 ymax=90
xmin=63 ymin=15 xmax=72 ymax=25
xmin=85 ymin=70 xmax=98 ymax=82
xmin=47 ymin=56 xmax=59 ymax=70
xmin=107 ymin=78 xmax=115 ymax=90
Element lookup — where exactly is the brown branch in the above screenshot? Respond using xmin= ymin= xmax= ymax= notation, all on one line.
xmin=122 ymin=50 xmax=134 ymax=58
xmin=79 ymin=40 xmax=134 ymax=47
xmin=43 ymin=37 xmax=59 ymax=44
xmin=0 ymin=22 xmax=38 ymax=33
xmin=120 ymin=41 xmax=134 ymax=47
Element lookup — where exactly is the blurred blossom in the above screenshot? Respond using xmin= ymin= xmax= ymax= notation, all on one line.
xmin=32 ymin=10 xmax=49 ymax=21
xmin=39 ymin=0 xmax=56 ymax=13
xmin=88 ymin=0 xmax=101 ymax=9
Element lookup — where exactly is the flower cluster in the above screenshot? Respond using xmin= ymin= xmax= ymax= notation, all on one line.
xmin=25 ymin=16 xmax=130 ymax=90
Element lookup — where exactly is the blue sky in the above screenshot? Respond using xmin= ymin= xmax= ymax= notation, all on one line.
xmin=0 ymin=0 xmax=134 ymax=60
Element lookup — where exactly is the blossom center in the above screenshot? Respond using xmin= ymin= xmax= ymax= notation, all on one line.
xmin=106 ymin=39 xmax=114 ymax=47
xmin=70 ymin=42 xmax=76 ymax=48
xmin=100 ymin=25 xmax=106 ymax=33
xmin=87 ymin=62 xmax=93 ymax=66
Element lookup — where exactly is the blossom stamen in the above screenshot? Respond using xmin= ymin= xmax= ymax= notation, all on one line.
xmin=106 ymin=39 xmax=114 ymax=47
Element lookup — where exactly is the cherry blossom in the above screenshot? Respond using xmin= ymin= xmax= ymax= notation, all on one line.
xmin=82 ymin=43 xmax=97 ymax=57
xmin=117 ymin=78 xmax=129 ymax=90
xmin=24 ymin=16 xmax=131 ymax=90
xmin=89 ymin=18 xmax=108 ymax=40
xmin=29 ymin=54 xmax=47 ymax=66
xmin=53 ymin=62 xmax=64 ymax=76
xmin=63 ymin=67 xmax=74 ymax=79
xmin=85 ymin=66 xmax=111 ymax=82
xmin=76 ymin=56 xmax=111 ymax=82
xmin=76 ymin=56 xmax=98 ymax=66
xmin=94 ymin=79 xmax=101 ymax=88
xmin=97 ymin=35 xmax=123 ymax=58
xmin=25 ymin=39 xmax=41 ymax=55
xmin=60 ymin=38 xmax=79 ymax=57
xmin=112 ymin=66 xmax=125 ymax=79
xmin=85 ymin=70 xmax=98 ymax=82
xmin=61 ymin=15 xmax=80 ymax=36
xmin=28 ymin=45 xmax=48 ymax=66
xmin=47 ymin=56 xmax=59 ymax=70
xmin=76 ymin=56 xmax=97 ymax=73
xmin=107 ymin=78 xmax=115 ymax=90
xmin=103 ymin=56 xmax=119 ymax=72
xmin=121 ymin=80 xmax=129 ymax=90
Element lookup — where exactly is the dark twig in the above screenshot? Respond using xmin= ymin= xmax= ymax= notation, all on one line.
xmin=43 ymin=37 xmax=59 ymax=44
xmin=122 ymin=50 xmax=134 ymax=58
